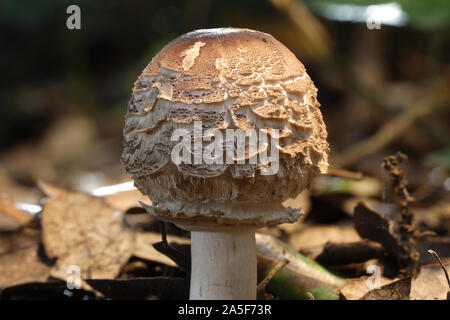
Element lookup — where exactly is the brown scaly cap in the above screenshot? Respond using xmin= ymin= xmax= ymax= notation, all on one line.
xmin=121 ymin=28 xmax=329 ymax=227
xmin=141 ymin=28 xmax=307 ymax=104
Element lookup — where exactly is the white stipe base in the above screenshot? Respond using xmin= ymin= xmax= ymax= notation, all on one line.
xmin=189 ymin=229 xmax=257 ymax=300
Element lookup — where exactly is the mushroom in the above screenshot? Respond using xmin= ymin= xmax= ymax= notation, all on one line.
xmin=121 ymin=28 xmax=329 ymax=299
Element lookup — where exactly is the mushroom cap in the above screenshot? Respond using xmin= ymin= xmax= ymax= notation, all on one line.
xmin=121 ymin=28 xmax=329 ymax=228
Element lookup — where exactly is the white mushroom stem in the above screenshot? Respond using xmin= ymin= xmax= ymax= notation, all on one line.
xmin=189 ymin=229 xmax=257 ymax=300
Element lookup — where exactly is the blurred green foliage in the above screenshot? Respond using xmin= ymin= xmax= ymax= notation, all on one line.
xmin=426 ymin=148 xmax=450 ymax=169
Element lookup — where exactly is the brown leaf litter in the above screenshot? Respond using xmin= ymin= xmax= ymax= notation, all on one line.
xmin=39 ymin=182 xmax=135 ymax=284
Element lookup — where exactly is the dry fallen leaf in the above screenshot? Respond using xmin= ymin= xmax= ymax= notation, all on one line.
xmin=410 ymin=261 xmax=450 ymax=300
xmin=290 ymin=224 xmax=361 ymax=252
xmin=0 ymin=195 xmax=33 ymax=231
xmin=125 ymin=213 xmax=155 ymax=231
xmin=0 ymin=244 xmax=51 ymax=288
xmin=0 ymin=167 xmax=42 ymax=204
xmin=133 ymin=232 xmax=190 ymax=267
xmin=360 ymin=277 xmax=411 ymax=300
xmin=103 ymin=189 xmax=150 ymax=212
xmin=354 ymin=201 xmax=419 ymax=275
xmin=314 ymin=240 xmax=385 ymax=265
xmin=0 ymin=228 xmax=40 ymax=255
xmin=40 ymin=182 xmax=135 ymax=281
xmin=338 ymin=275 xmax=396 ymax=300
xmin=39 ymin=178 xmax=150 ymax=213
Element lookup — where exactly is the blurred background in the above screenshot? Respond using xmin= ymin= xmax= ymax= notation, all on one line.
xmin=1 ymin=0 xmax=449 ymax=194
xmin=0 ymin=0 xmax=449 ymax=300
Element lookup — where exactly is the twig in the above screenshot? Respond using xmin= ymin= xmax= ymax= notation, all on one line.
xmin=154 ymin=221 xmax=191 ymax=272
xmin=334 ymin=78 xmax=449 ymax=167
xmin=383 ymin=152 xmax=418 ymax=276
xmin=326 ymin=168 xmax=364 ymax=180
xmin=159 ymin=221 xmax=168 ymax=244
xmin=428 ymin=250 xmax=450 ymax=291
xmin=257 ymin=259 xmax=289 ymax=292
